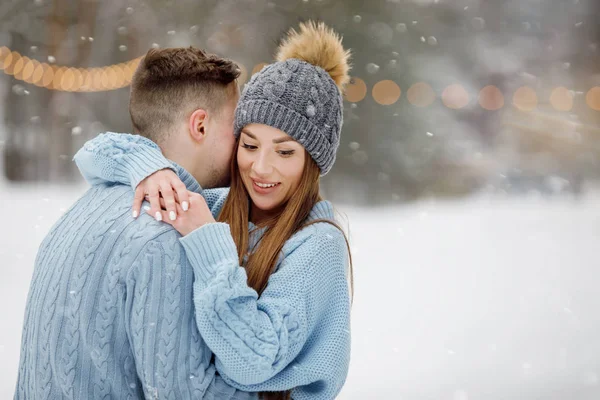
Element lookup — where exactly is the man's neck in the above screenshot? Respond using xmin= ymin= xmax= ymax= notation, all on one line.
xmin=166 ymin=160 xmax=202 ymax=194
xmin=162 ymin=145 xmax=206 ymax=189
xmin=155 ymin=142 xmax=202 ymax=193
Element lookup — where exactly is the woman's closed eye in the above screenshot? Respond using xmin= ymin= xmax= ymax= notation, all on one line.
xmin=278 ymin=149 xmax=295 ymax=157
xmin=242 ymin=142 xmax=257 ymax=150
xmin=243 ymin=142 xmax=295 ymax=157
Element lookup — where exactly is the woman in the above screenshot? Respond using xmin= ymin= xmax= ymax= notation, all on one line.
xmin=76 ymin=21 xmax=353 ymax=400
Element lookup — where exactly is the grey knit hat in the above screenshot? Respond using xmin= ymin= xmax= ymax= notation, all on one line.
xmin=234 ymin=22 xmax=351 ymax=176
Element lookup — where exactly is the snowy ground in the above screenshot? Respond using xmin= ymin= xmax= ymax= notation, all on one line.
xmin=1 ymin=179 xmax=599 ymax=399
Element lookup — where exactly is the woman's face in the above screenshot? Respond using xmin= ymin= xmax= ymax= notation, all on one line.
xmin=237 ymin=123 xmax=306 ymax=220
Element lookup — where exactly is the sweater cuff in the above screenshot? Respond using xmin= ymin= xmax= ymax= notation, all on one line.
xmin=179 ymin=222 xmax=239 ymax=282
xmin=113 ymin=149 xmax=176 ymax=189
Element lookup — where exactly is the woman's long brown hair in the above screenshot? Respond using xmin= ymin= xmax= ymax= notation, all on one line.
xmin=217 ymin=141 xmax=354 ymax=399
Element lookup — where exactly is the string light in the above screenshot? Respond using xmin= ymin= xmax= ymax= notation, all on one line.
xmin=41 ymin=64 xmax=54 ymax=87
xmin=407 ymin=82 xmax=435 ymax=107
xmin=479 ymin=85 xmax=504 ymax=110
xmin=21 ymin=58 xmax=36 ymax=82
xmin=0 ymin=47 xmax=142 ymax=92
xmin=372 ymin=80 xmax=401 ymax=105
xmin=549 ymin=86 xmax=573 ymax=112
xmin=0 ymin=47 xmax=598 ymax=113
xmin=344 ymin=77 xmax=367 ymax=103
xmin=513 ymin=86 xmax=538 ymax=112
xmin=13 ymin=55 xmax=25 ymax=78
xmin=53 ymin=67 xmax=65 ymax=90
xmin=442 ymin=84 xmax=469 ymax=109
xmin=586 ymin=87 xmax=600 ymax=111
xmin=31 ymin=62 xmax=45 ymax=85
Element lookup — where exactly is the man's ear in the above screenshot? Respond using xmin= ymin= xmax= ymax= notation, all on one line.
xmin=189 ymin=109 xmax=207 ymax=143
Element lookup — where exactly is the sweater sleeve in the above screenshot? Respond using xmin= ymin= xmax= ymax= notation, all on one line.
xmin=124 ymin=231 xmax=218 ymax=399
xmin=179 ymin=222 xmax=351 ymax=392
xmin=73 ymin=132 xmax=176 ymax=190
xmin=73 ymin=132 xmax=229 ymax=216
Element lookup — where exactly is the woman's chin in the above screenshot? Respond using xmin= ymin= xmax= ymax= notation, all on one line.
xmin=251 ymin=197 xmax=279 ymax=212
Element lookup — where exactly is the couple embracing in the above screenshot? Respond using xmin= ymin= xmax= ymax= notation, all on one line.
xmin=16 ymin=21 xmax=353 ymax=400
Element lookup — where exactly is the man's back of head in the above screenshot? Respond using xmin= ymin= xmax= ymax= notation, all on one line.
xmin=129 ymin=47 xmax=239 ymax=145
xmin=129 ymin=47 xmax=241 ymax=188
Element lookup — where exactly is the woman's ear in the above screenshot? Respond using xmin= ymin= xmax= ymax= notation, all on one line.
xmin=188 ymin=109 xmax=207 ymax=142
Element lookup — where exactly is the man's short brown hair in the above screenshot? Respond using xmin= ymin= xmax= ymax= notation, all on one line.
xmin=129 ymin=47 xmax=240 ymax=144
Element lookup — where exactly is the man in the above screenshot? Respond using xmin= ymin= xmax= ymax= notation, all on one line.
xmin=15 ymin=47 xmax=252 ymax=399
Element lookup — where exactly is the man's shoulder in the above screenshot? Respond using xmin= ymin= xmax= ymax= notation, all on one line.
xmin=123 ymin=221 xmax=187 ymax=284
xmin=78 ymin=184 xmax=185 ymax=261
xmin=79 ymin=181 xmax=132 ymax=203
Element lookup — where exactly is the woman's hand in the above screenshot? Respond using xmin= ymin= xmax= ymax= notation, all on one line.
xmin=132 ymin=169 xmax=190 ymax=221
xmin=148 ymin=191 xmax=216 ymax=236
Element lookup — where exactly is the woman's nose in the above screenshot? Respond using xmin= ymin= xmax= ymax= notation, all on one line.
xmin=251 ymin=151 xmax=274 ymax=176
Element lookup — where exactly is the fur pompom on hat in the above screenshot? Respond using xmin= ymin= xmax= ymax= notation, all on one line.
xmin=234 ymin=21 xmax=351 ymax=176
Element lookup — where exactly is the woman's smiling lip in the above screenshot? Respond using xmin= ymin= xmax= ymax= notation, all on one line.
xmin=250 ymin=178 xmax=281 ymax=194
xmin=250 ymin=177 xmax=281 ymax=185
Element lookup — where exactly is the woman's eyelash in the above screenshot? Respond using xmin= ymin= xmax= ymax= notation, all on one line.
xmin=242 ymin=142 xmax=294 ymax=156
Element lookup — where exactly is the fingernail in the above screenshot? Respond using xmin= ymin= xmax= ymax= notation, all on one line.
xmin=132 ymin=210 xmax=139 ymax=218
xmin=169 ymin=211 xmax=177 ymax=221
xmin=182 ymin=201 xmax=189 ymax=211
xmin=143 ymin=205 xmax=150 ymax=211
xmin=155 ymin=211 xmax=162 ymax=222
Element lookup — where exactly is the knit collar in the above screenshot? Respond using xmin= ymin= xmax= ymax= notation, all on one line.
xmin=307 ymin=200 xmax=335 ymax=222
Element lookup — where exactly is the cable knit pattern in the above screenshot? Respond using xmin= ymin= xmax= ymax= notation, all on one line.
xmin=15 ymin=166 xmax=255 ymax=399
xmin=58 ymin=198 xmax=130 ymax=398
xmin=70 ymin=132 xmax=352 ymax=399
xmin=122 ymin=354 xmax=138 ymax=399
xmin=36 ymin=187 xmax=119 ymax=400
xmin=128 ymin=250 xmax=153 ymax=398
xmin=156 ymin=240 xmax=183 ymax=399
xmin=183 ymin=222 xmax=352 ymax=400
xmin=76 ymin=132 xmax=177 ymax=190
xmin=16 ymin=190 xmax=94 ymax=398
xmin=91 ymin=205 xmax=132 ymax=399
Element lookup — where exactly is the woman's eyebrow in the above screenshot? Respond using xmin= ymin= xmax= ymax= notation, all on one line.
xmin=241 ymin=130 xmax=295 ymax=144
xmin=273 ymin=136 xmax=295 ymax=144
xmin=241 ymin=130 xmax=256 ymax=139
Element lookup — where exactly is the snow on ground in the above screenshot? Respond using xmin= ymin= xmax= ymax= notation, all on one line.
xmin=1 ymin=179 xmax=599 ymax=399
